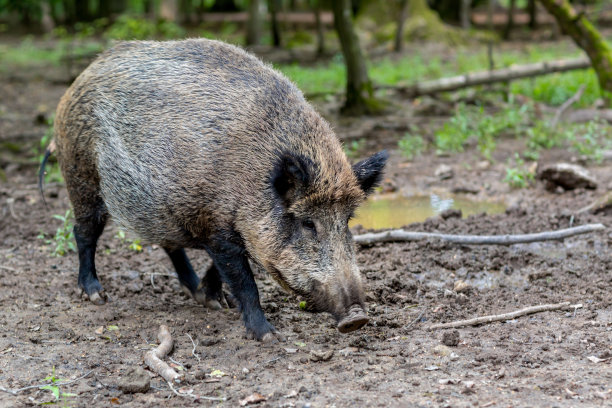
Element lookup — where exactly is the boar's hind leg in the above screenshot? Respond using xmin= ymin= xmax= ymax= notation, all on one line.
xmin=164 ymin=248 xmax=227 ymax=310
xmin=207 ymin=243 xmax=281 ymax=342
xmin=73 ymin=203 xmax=108 ymax=305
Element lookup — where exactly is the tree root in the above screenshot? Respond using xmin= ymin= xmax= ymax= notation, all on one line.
xmin=144 ymin=325 xmax=182 ymax=384
xmin=427 ymin=302 xmax=582 ymax=330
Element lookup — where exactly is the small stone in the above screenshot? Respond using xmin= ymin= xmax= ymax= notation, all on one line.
xmin=453 ymin=280 xmax=470 ymax=293
xmin=435 ymin=164 xmax=454 ymax=180
xmin=537 ymin=162 xmax=597 ymax=191
xmin=242 ymin=367 xmax=249 ymax=374
xmin=443 ymin=289 xmax=456 ymax=298
xmin=442 ymin=330 xmax=460 ymax=347
xmin=476 ymin=160 xmax=490 ymax=170
xmin=432 ymin=344 xmax=452 ymax=356
xmin=117 ymin=366 xmax=150 ymax=393
xmin=440 ymin=208 xmax=462 ymax=219
xmin=309 ymin=350 xmax=333 ymax=362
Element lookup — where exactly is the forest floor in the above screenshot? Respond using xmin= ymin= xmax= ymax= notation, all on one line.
xmin=0 ymin=39 xmax=611 ymax=408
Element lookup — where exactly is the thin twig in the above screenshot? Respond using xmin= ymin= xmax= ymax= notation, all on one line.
xmin=186 ymin=333 xmax=200 ymax=362
xmin=551 ymin=84 xmax=586 ymax=128
xmin=0 ymin=370 xmax=94 ymax=395
xmin=150 ymin=274 xmax=157 ymax=290
xmin=168 ymin=357 xmax=184 ymax=369
xmin=6 ymin=198 xmax=18 ymax=220
xmin=0 ymin=265 xmax=17 ymax=272
xmin=427 ymin=302 xmax=582 ymax=330
xmin=144 ymin=325 xmax=182 ymax=384
xmin=354 ymin=223 xmax=605 ymax=246
xmin=166 ymin=381 xmax=226 ymax=402
xmin=404 ymin=310 xmax=425 ymax=332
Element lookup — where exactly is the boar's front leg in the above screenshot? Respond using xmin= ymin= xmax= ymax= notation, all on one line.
xmin=206 ymin=238 xmax=281 ymax=342
xmin=164 ymin=248 xmax=227 ymax=310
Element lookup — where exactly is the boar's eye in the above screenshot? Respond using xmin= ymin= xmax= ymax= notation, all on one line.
xmin=302 ymin=218 xmax=317 ymax=234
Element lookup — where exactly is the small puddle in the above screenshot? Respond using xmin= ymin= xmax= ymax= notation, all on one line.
xmin=351 ymin=194 xmax=506 ymax=230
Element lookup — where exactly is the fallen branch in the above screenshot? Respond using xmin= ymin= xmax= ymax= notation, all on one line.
xmin=354 ymin=223 xmax=605 ymax=246
xmin=551 ymin=84 xmax=585 ymax=128
xmin=0 ymin=370 xmax=93 ymax=395
xmin=384 ymin=57 xmax=591 ymax=97
xmin=145 ymin=325 xmax=182 ymax=384
xmin=566 ymin=108 xmax=612 ymax=124
xmin=427 ymin=302 xmax=582 ymax=330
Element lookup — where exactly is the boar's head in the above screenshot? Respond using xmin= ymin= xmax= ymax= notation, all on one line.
xmin=249 ymin=149 xmax=388 ymax=333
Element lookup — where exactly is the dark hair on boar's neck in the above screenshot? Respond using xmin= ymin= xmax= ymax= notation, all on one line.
xmin=50 ymin=38 xmax=388 ymax=342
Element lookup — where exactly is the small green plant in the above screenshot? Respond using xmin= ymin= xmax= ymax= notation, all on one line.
xmin=115 ymin=229 xmax=143 ymax=252
xmin=40 ymin=366 xmax=76 ymax=405
xmin=398 ymin=133 xmax=425 ymax=160
xmin=38 ymin=210 xmax=76 ymax=256
xmin=504 ymin=154 xmax=534 ymax=189
xmin=435 ymin=104 xmax=471 ymax=153
xmin=343 ymin=138 xmax=366 ymax=159
xmin=569 ymin=120 xmax=609 ymax=163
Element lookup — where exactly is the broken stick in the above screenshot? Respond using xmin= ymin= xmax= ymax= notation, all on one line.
xmin=145 ymin=325 xmax=182 ymax=384
xmin=353 ymin=223 xmax=605 ymax=246
xmin=427 ymin=302 xmax=582 ymax=330
xmin=551 ymin=84 xmax=585 ymax=128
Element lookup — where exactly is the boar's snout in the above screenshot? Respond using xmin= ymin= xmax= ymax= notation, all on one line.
xmin=337 ymin=305 xmax=369 ymax=333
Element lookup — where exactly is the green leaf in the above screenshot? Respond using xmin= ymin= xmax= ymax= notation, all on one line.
xmin=41 ymin=384 xmax=60 ymax=400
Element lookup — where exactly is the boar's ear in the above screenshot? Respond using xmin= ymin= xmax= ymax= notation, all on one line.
xmin=352 ymin=150 xmax=388 ymax=195
xmin=271 ymin=153 xmax=315 ymax=206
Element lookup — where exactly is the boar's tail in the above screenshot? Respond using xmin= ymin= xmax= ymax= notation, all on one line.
xmin=38 ymin=139 xmax=56 ymax=209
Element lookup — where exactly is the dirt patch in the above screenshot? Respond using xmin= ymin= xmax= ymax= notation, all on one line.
xmin=1 ymin=55 xmax=611 ymax=408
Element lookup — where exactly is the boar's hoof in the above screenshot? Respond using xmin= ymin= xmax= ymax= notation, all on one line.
xmin=184 ymin=285 xmax=227 ymax=310
xmin=246 ymin=326 xmax=285 ymax=343
xmin=86 ymin=291 xmax=107 ymax=305
xmin=337 ymin=306 xmax=369 ymax=333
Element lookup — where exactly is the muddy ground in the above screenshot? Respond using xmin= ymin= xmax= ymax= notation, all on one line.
xmin=1 ymin=41 xmax=611 ymax=407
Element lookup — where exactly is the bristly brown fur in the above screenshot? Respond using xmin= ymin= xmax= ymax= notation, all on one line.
xmin=54 ymin=39 xmax=387 ymax=331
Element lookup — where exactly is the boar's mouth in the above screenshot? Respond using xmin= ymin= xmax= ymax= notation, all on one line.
xmin=298 ymin=280 xmax=369 ymax=334
xmin=337 ymin=305 xmax=369 ymax=333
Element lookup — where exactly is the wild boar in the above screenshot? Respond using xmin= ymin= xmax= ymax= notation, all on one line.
xmin=40 ymin=39 xmax=387 ymax=341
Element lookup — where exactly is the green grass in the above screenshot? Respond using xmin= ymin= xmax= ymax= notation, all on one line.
xmin=398 ymin=133 xmax=426 ymax=160
xmin=504 ymin=153 xmax=535 ymax=189
xmin=0 ymin=37 xmax=103 ymax=73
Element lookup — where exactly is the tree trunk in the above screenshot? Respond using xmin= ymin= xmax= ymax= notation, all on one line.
xmin=160 ymin=0 xmax=179 ymax=22
xmin=41 ymin=1 xmax=55 ymax=33
xmin=394 ymin=0 xmax=409 ymax=53
xmin=313 ymin=0 xmax=325 ymax=56
xmin=246 ymin=0 xmax=264 ymax=46
xmin=268 ymin=0 xmax=282 ymax=48
xmin=332 ymin=0 xmax=377 ymax=115
xmin=538 ymin=0 xmax=612 ymax=105
xmin=503 ymin=0 xmax=515 ymax=40
xmin=528 ymin=0 xmax=537 ymax=29
xmin=460 ymin=0 xmax=470 ymax=29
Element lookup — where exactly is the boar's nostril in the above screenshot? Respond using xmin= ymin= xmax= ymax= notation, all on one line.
xmin=337 ymin=305 xmax=368 ymax=333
